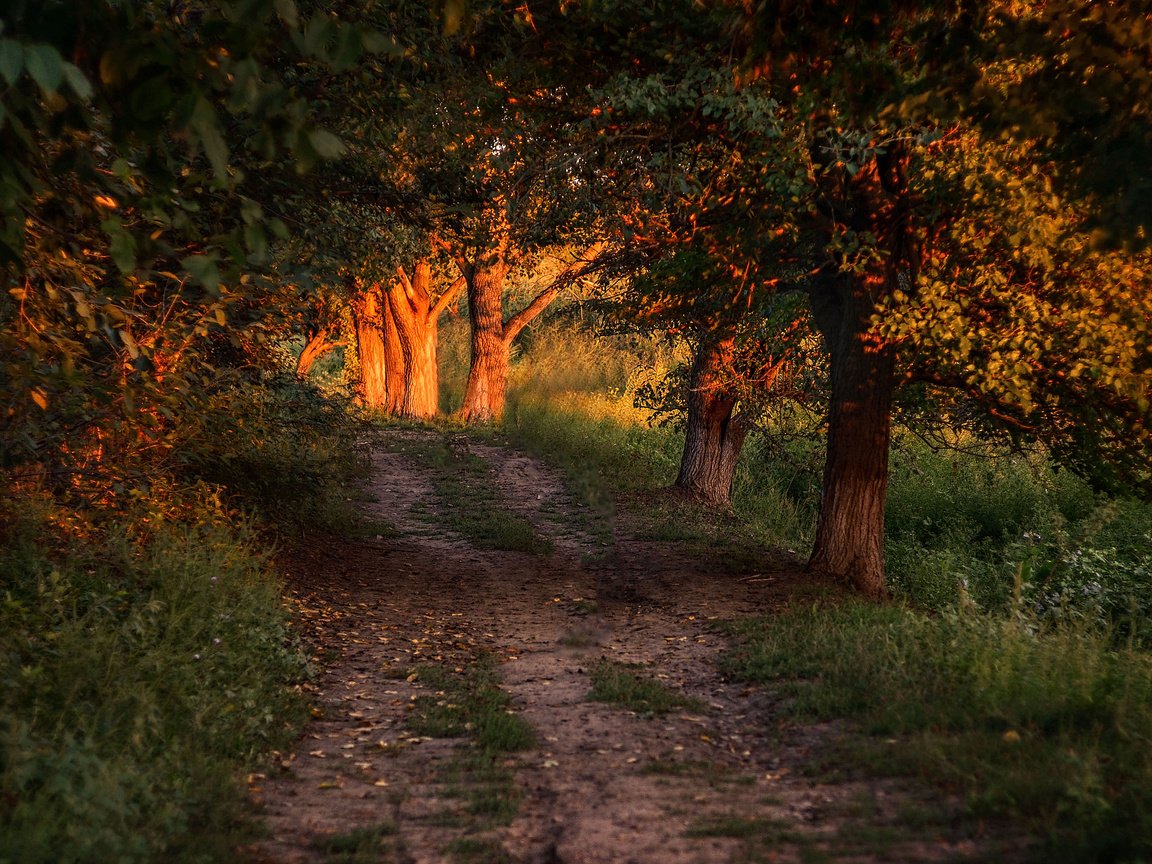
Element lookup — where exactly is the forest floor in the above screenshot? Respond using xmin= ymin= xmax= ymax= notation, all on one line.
xmin=246 ymin=428 xmax=1019 ymax=864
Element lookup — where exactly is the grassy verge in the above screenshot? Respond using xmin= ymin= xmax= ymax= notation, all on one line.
xmin=389 ymin=432 xmax=554 ymax=554
xmin=0 ymin=493 xmax=310 ymax=864
xmin=721 ymin=598 xmax=1152 ymax=862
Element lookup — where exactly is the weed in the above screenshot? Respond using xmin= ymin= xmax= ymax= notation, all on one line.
xmin=587 ymin=659 xmax=705 ymax=716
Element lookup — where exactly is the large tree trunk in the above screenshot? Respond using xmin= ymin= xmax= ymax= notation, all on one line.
xmin=456 ymin=242 xmax=606 ymax=424
xmin=807 ymin=274 xmax=896 ymax=599
xmin=804 ymin=143 xmax=915 ymax=598
xmin=389 ymin=261 xmax=444 ymax=420
xmin=675 ymin=334 xmax=748 ymax=507
xmin=352 ymin=285 xmax=390 ymax=409
xmin=461 ymin=261 xmax=511 ymax=423
xmin=381 ymin=294 xmax=405 ymax=415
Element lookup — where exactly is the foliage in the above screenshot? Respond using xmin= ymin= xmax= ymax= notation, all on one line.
xmin=0 ymin=492 xmax=309 ymax=864
xmin=0 ymin=0 xmax=381 ymax=493
xmin=174 ymin=373 xmax=366 ymax=532
xmin=722 ymin=599 xmax=1152 ymax=862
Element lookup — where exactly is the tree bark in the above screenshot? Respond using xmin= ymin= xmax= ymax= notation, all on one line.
xmin=461 ymin=260 xmax=512 ymax=423
xmin=675 ymin=334 xmax=748 ymax=507
xmin=458 ymin=242 xmax=606 ymax=423
xmin=295 ymin=326 xmax=337 ymax=379
xmin=389 ymin=262 xmax=464 ymax=420
xmin=352 ymin=284 xmax=390 ymax=409
xmin=806 ymin=273 xmax=896 ymax=599
xmin=380 ymin=293 xmax=405 ymax=415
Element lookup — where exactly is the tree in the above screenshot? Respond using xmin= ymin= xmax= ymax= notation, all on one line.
xmin=390 ymin=261 xmax=464 ymax=419
xmin=0 ymin=0 xmax=381 ymax=488
xmin=729 ymin=0 xmax=1152 ymax=595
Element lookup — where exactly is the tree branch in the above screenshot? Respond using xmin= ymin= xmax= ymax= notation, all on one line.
xmin=502 ymin=241 xmax=608 ymax=344
xmin=431 ymin=275 xmax=467 ymax=319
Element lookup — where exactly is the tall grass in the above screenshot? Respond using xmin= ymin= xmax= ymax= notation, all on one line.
xmin=0 ymin=493 xmax=309 ymax=864
xmin=723 ymin=599 xmax=1152 ymax=862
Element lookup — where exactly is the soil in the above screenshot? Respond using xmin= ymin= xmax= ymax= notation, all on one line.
xmin=246 ymin=428 xmax=1019 ymax=864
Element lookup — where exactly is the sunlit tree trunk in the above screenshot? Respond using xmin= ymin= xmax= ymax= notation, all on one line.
xmin=381 ymin=293 xmax=405 ymax=415
xmin=351 ymin=282 xmax=404 ymax=412
xmin=352 ymin=285 xmax=388 ymax=409
xmin=457 ymin=241 xmax=606 ymax=424
xmin=296 ymin=326 xmax=337 ymax=379
xmin=675 ymin=333 xmax=748 ymax=506
xmin=390 ymin=261 xmax=465 ymax=420
xmin=461 ymin=260 xmax=512 ymax=423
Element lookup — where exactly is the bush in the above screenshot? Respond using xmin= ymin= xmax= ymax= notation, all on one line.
xmin=175 ymin=374 xmax=365 ymax=532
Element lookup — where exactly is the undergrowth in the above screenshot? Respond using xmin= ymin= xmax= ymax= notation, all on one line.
xmin=722 ymin=598 xmax=1152 ymax=863
xmin=0 ymin=376 xmax=364 ymax=863
xmin=0 ymin=493 xmax=310 ymax=864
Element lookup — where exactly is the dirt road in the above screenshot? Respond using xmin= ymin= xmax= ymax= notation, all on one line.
xmin=247 ymin=429 xmax=994 ymax=864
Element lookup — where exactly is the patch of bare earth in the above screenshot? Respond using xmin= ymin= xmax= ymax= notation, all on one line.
xmin=247 ymin=429 xmax=1022 ymax=864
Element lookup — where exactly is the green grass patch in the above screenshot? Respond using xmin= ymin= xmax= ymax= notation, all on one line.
xmin=444 ymin=835 xmax=515 ymax=863
xmin=722 ymin=599 xmax=1152 ymax=862
xmin=408 ymin=657 xmax=536 ymax=752
xmin=406 ymin=654 xmax=534 ymax=835
xmin=387 ymin=433 xmax=554 ymax=555
xmin=587 ymin=659 xmax=705 ymax=717
xmin=313 ymin=822 xmax=398 ymax=863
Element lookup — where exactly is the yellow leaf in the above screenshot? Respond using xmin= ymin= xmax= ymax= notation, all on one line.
xmin=31 ymin=389 xmax=48 ymax=410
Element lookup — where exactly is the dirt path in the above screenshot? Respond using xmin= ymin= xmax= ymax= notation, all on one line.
xmin=247 ymin=429 xmax=994 ymax=864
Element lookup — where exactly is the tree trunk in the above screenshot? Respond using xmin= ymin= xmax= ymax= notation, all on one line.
xmin=675 ymin=334 xmax=748 ymax=507
xmin=461 ymin=261 xmax=511 ymax=423
xmin=296 ymin=326 xmax=336 ymax=379
xmin=352 ymin=285 xmax=390 ymax=409
xmin=380 ymin=293 xmax=406 ymax=415
xmin=807 ymin=275 xmax=895 ymax=598
xmin=389 ymin=261 xmax=441 ymax=420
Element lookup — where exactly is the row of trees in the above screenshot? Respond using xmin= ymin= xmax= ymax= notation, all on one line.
xmin=3 ymin=0 xmax=1149 ymax=598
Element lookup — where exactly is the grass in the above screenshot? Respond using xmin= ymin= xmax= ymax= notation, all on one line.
xmin=388 ymin=433 xmax=554 ymax=555
xmin=408 ymin=657 xmax=536 ymax=753
xmin=0 ymin=492 xmax=311 ymax=864
xmin=587 ymin=659 xmax=706 ymax=717
xmin=721 ymin=598 xmax=1152 ymax=862
xmin=405 ymin=653 xmax=534 ymax=844
xmin=313 ymin=823 xmax=399 ymax=863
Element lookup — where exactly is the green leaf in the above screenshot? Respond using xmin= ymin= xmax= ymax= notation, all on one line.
xmin=190 ymin=97 xmax=229 ymax=179
xmin=62 ymin=62 xmax=92 ymax=99
xmin=0 ymin=39 xmax=23 ymax=86
xmin=308 ymin=128 xmax=346 ymax=160
xmin=181 ymin=254 xmax=221 ymax=295
xmin=24 ymin=43 xmax=64 ymax=93
xmin=101 ymin=218 xmax=137 ymax=273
